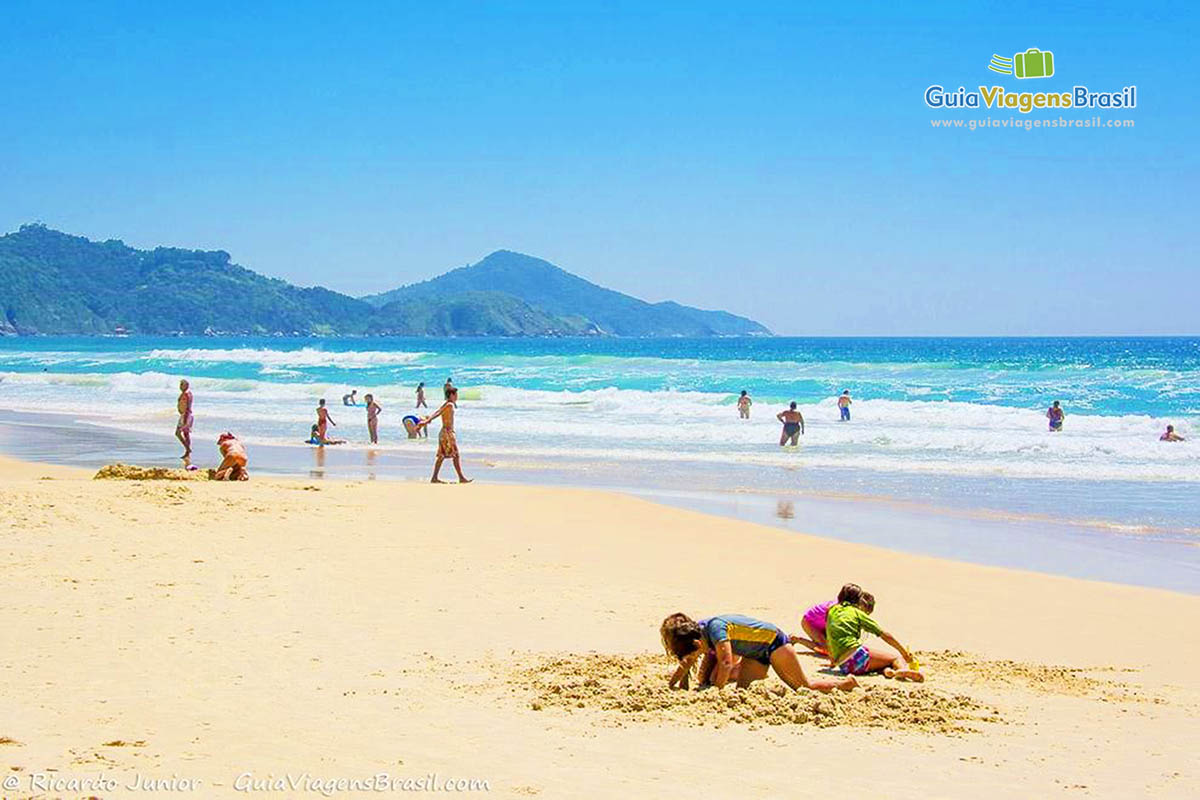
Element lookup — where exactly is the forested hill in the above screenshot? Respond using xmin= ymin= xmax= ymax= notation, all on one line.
xmin=0 ymin=225 xmax=770 ymax=337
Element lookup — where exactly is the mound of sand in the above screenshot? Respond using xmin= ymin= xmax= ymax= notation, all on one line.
xmin=516 ymin=654 xmax=1001 ymax=734
xmin=94 ymin=463 xmax=210 ymax=481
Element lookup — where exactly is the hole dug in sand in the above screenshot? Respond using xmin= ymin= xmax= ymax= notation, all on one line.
xmin=517 ymin=654 xmax=1002 ymax=735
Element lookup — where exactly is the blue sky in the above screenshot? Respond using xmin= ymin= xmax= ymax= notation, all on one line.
xmin=1 ymin=1 xmax=1195 ymax=335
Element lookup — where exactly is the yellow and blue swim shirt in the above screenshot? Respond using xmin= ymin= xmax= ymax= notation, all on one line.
xmin=699 ymin=614 xmax=788 ymax=665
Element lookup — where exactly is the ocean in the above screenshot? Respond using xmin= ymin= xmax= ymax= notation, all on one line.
xmin=1 ymin=336 xmax=1197 ymax=590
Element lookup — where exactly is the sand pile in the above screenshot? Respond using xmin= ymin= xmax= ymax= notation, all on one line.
xmin=516 ymin=654 xmax=1001 ymax=734
xmin=94 ymin=463 xmax=209 ymax=481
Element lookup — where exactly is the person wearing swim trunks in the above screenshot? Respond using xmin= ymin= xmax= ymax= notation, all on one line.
xmin=1047 ymin=400 xmax=1065 ymax=432
xmin=213 ymin=432 xmax=249 ymax=481
xmin=175 ymin=379 xmax=194 ymax=460
xmin=777 ymin=401 xmax=804 ymax=446
xmin=660 ymin=612 xmax=856 ymax=694
xmin=825 ymin=585 xmax=922 ymax=681
xmin=737 ymin=390 xmax=752 ymax=419
xmin=417 ymin=386 xmax=471 ymax=483
xmin=837 ymin=390 xmax=852 ymax=421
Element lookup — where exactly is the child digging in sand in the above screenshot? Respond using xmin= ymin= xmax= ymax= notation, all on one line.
xmin=823 ymin=584 xmax=923 ymax=681
xmin=791 ymin=583 xmax=875 ymax=657
xmin=660 ymin=613 xmax=857 ymax=694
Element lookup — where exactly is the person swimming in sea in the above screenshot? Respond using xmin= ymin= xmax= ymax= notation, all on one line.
xmin=660 ymin=612 xmax=856 ymax=694
xmin=1047 ymin=400 xmax=1065 ymax=432
xmin=1160 ymin=424 xmax=1186 ymax=442
xmin=777 ymin=401 xmax=804 ymax=446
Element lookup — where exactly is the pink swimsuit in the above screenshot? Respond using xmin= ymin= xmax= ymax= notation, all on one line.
xmin=802 ymin=601 xmax=835 ymax=634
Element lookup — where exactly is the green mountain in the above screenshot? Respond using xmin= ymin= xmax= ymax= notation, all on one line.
xmin=363 ymin=250 xmax=770 ymax=337
xmin=0 ymin=225 xmax=770 ymax=337
xmin=0 ymin=224 xmax=373 ymax=336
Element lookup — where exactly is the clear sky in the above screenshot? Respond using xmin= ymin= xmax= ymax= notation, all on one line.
xmin=1 ymin=1 xmax=1195 ymax=335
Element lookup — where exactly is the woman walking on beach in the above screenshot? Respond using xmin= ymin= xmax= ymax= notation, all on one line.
xmin=661 ymin=612 xmax=856 ymax=693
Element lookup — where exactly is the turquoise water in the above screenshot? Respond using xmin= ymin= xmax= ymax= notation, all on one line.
xmin=1 ymin=336 xmax=1198 ymax=546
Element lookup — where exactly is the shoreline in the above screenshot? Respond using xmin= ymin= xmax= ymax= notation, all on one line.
xmin=2 ymin=407 xmax=1197 ymax=594
xmin=0 ymin=453 xmax=1196 ymax=797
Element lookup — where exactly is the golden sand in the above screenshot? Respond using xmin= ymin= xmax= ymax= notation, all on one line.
xmin=0 ymin=455 xmax=1196 ymax=798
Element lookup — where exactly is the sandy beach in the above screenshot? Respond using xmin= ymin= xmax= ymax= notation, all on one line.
xmin=0 ymin=454 xmax=1196 ymax=799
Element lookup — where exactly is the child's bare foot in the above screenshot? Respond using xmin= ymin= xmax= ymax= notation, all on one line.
xmin=884 ymin=668 xmax=924 ymax=682
xmin=839 ymin=675 xmax=858 ymax=691
xmin=458 ymin=478 xmax=473 ymax=484
xmin=431 ymin=478 xmax=447 ymax=484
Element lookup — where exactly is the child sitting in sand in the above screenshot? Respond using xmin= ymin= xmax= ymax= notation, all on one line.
xmin=791 ymin=583 xmax=875 ymax=658
xmin=213 ymin=432 xmax=249 ymax=481
xmin=660 ymin=612 xmax=857 ymax=694
xmin=306 ymin=423 xmax=345 ymax=446
xmin=823 ymin=586 xmax=922 ymax=681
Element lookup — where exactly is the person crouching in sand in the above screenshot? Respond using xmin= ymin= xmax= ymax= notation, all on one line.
xmin=213 ymin=432 xmax=249 ymax=481
xmin=791 ymin=583 xmax=875 ymax=658
xmin=417 ymin=386 xmax=471 ymax=483
xmin=660 ymin=613 xmax=856 ymax=693
xmin=824 ymin=584 xmax=923 ymax=681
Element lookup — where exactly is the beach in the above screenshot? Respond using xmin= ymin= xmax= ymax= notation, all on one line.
xmin=1 ymin=454 xmax=1196 ymax=799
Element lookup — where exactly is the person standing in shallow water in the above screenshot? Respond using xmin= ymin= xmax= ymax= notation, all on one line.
xmin=175 ymin=379 xmax=193 ymax=460
xmin=737 ymin=390 xmax=752 ymax=419
xmin=1047 ymin=400 xmax=1065 ymax=432
xmin=777 ymin=402 xmax=804 ymax=446
xmin=316 ymin=398 xmax=336 ymax=442
xmin=416 ymin=382 xmax=427 ymax=409
xmin=365 ymin=394 xmax=382 ymax=444
xmin=837 ymin=390 xmax=852 ymax=421
xmin=418 ymin=386 xmax=471 ymax=484
xmin=443 ymin=377 xmax=454 ymax=400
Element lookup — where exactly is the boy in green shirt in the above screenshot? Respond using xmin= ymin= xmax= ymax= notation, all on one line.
xmin=824 ymin=583 xmax=923 ymax=682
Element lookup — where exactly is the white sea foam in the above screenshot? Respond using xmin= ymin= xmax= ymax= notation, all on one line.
xmin=145 ymin=347 xmax=429 ymax=368
xmin=3 ymin=370 xmax=1197 ymax=483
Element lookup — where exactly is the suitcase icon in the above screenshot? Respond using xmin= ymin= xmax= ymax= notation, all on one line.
xmin=1014 ymin=48 xmax=1054 ymax=79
